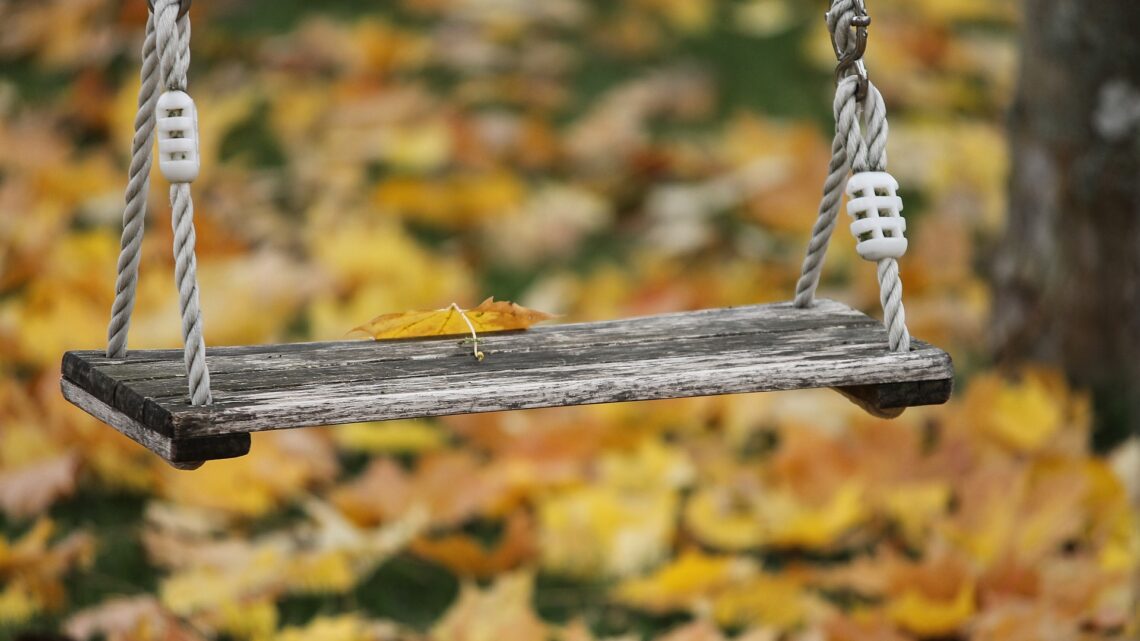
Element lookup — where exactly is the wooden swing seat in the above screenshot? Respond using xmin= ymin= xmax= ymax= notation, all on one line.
xmin=61 ymin=299 xmax=952 ymax=465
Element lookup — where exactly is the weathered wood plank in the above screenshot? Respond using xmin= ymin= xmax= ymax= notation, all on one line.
xmin=125 ymin=323 xmax=889 ymax=401
xmin=61 ymin=300 xmax=953 ymax=461
xmin=70 ymin=300 xmax=871 ymax=380
xmin=60 ymin=379 xmax=250 ymax=465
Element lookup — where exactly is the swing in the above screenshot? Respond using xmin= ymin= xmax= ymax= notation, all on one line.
xmin=61 ymin=0 xmax=953 ymax=468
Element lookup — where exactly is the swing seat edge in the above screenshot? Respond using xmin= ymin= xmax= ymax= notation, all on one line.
xmin=60 ymin=299 xmax=953 ymax=464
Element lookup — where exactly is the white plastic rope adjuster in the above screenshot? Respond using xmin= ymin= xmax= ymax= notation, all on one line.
xmin=846 ymin=171 xmax=907 ymax=261
xmin=155 ymin=90 xmax=200 ymax=183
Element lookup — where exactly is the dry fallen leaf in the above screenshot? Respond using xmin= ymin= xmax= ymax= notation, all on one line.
xmin=353 ymin=297 xmax=555 ymax=360
xmin=613 ymin=549 xmax=748 ymax=612
xmin=431 ymin=570 xmax=548 ymax=641
xmin=0 ymin=518 xmax=95 ymax=624
xmin=410 ymin=510 xmax=537 ymax=578
xmin=353 ymin=297 xmax=554 ymax=340
xmin=331 ymin=452 xmax=510 ymax=529
xmin=156 ymin=431 xmax=338 ymax=518
xmin=0 ymin=453 xmax=79 ymax=519
xmin=153 ymin=499 xmax=426 ymax=636
xmin=885 ymin=550 xmax=977 ymax=637
xmin=614 ymin=549 xmax=820 ymax=631
xmin=65 ymin=596 xmax=207 ymax=641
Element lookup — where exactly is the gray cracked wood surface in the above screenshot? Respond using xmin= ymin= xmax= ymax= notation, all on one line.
xmin=61 ymin=299 xmax=953 ymax=462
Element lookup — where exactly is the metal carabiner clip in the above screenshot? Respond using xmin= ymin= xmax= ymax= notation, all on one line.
xmin=842 ymin=59 xmax=870 ymax=102
xmin=147 ymin=0 xmax=192 ymax=19
xmin=826 ymin=4 xmax=871 ymax=101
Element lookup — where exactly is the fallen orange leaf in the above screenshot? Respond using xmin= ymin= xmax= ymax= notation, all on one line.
xmin=352 ymin=298 xmax=554 ymax=344
xmin=885 ymin=550 xmax=977 ymax=637
xmin=410 ymin=510 xmax=537 ymax=578
xmin=353 ymin=297 xmax=554 ymax=339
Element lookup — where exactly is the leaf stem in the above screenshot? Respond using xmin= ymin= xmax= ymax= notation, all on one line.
xmin=450 ymin=303 xmax=485 ymax=361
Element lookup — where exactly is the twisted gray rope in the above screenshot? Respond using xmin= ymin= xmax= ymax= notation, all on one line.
xmin=859 ymin=81 xmax=909 ymax=353
xmin=156 ymin=0 xmax=211 ymax=405
xmin=793 ymin=129 xmax=847 ymax=309
xmin=107 ymin=13 xmax=159 ymax=359
xmin=794 ymin=0 xmax=910 ymax=353
xmin=107 ymin=0 xmax=211 ymax=405
xmin=169 ymin=182 xmax=211 ymax=405
xmin=826 ymin=0 xmax=859 ymax=62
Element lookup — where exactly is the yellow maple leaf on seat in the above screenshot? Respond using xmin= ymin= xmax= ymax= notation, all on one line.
xmin=352 ymin=297 xmax=554 ymax=340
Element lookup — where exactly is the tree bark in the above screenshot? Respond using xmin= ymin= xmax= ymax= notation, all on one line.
xmin=992 ymin=0 xmax=1140 ymax=449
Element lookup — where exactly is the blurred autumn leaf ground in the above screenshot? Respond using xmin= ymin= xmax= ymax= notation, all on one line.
xmin=0 ymin=0 xmax=1136 ymax=640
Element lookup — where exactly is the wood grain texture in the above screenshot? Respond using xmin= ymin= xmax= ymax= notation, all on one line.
xmin=61 ymin=299 xmax=953 ymax=461
xmin=60 ymin=378 xmax=250 ymax=464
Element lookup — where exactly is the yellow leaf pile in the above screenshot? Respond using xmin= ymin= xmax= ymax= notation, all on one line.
xmin=0 ymin=520 xmax=94 ymax=625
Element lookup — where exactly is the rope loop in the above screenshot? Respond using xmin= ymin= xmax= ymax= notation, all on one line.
xmin=794 ymin=0 xmax=910 ymax=353
xmin=106 ymin=0 xmax=212 ymax=405
xmin=827 ymin=0 xmax=870 ymax=101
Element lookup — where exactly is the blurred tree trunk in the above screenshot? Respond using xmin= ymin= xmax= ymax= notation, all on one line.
xmin=992 ymin=0 xmax=1140 ymax=449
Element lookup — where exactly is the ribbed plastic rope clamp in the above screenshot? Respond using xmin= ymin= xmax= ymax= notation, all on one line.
xmin=154 ymin=90 xmax=200 ymax=183
xmin=846 ymin=171 xmax=907 ymax=261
